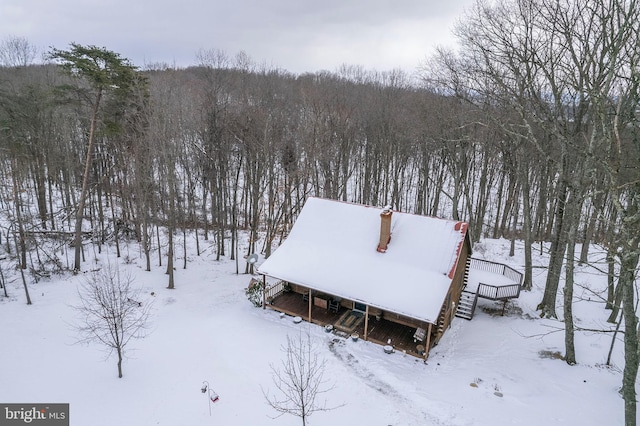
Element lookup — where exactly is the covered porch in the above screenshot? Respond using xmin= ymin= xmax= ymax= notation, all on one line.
xmin=264 ymin=281 xmax=435 ymax=359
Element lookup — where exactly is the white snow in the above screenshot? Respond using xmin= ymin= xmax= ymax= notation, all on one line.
xmin=0 ymin=236 xmax=632 ymax=425
xmin=259 ymin=197 xmax=468 ymax=324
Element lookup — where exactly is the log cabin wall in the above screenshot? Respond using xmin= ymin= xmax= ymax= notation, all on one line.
xmin=450 ymin=235 xmax=472 ymax=311
xmin=289 ymin=283 xmax=306 ymax=294
xmin=435 ymin=236 xmax=472 ymax=341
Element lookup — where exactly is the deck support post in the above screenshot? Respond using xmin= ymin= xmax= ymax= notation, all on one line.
xmin=364 ymin=305 xmax=370 ymax=341
xmin=424 ymin=323 xmax=433 ymax=361
xmin=307 ymin=288 xmax=312 ymax=322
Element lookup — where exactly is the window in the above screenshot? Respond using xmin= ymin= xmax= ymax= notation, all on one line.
xmin=353 ymin=302 xmax=366 ymax=313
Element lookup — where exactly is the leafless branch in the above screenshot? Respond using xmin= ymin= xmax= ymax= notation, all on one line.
xmin=72 ymin=264 xmax=152 ymax=378
xmin=263 ymin=330 xmax=343 ymax=424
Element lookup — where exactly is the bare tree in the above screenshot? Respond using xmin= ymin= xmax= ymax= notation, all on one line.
xmin=427 ymin=0 xmax=639 ymax=423
xmin=0 ymin=36 xmax=38 ymax=67
xmin=74 ymin=265 xmax=152 ymax=378
xmin=263 ymin=331 xmax=342 ymax=425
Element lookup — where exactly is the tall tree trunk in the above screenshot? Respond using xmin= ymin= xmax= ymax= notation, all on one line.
xmin=606 ymin=247 xmax=616 ymax=310
xmin=117 ymin=345 xmax=123 ymax=379
xmin=18 ymin=261 xmax=32 ymax=305
xmin=109 ymin=190 xmax=121 ymax=258
xmin=183 ymin=226 xmax=187 ymax=269
xmin=166 ymin=226 xmax=174 ymax=288
xmin=520 ymin=158 xmax=534 ymax=291
xmin=563 ymin=192 xmax=580 ymax=365
xmin=0 ymin=263 xmax=8 ymax=298
xmin=74 ymin=89 xmax=103 ymax=272
xmin=620 ymin=249 xmax=640 ymax=426
xmin=30 ymin=160 xmax=48 ymax=229
xmin=47 ymin=175 xmax=55 ymax=230
xmin=11 ymin=158 xmax=27 ymax=270
xmin=578 ymin=203 xmax=597 ymax=265
xmin=143 ymin=216 xmax=151 ymax=272
xmin=472 ymin=152 xmax=492 ymax=243
xmin=166 ymin=169 xmax=176 ymax=288
xmin=492 ymin=170 xmax=506 ymax=238
xmin=156 ymin=224 xmax=162 ymax=267
xmin=509 ymin=191 xmax=519 ymax=257
xmin=563 ymin=250 xmax=576 ymax=365
xmin=537 ymin=175 xmax=569 ymax=319
xmin=94 ymin=163 xmax=105 ymax=250
xmin=500 ymin=175 xmax=517 ymax=235
xmin=607 ymin=280 xmax=623 ymax=324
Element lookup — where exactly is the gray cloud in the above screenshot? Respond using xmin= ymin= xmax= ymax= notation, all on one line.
xmin=0 ymin=0 xmax=475 ymax=73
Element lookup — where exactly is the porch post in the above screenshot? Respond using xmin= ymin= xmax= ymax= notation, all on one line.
xmin=424 ymin=323 xmax=433 ymax=361
xmin=262 ymin=275 xmax=266 ymax=310
xmin=308 ymin=288 xmax=312 ymax=322
xmin=364 ymin=305 xmax=370 ymax=341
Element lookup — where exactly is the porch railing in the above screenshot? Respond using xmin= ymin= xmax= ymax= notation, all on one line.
xmin=477 ymin=282 xmax=521 ymax=300
xmin=470 ymin=258 xmax=523 ymax=285
xmin=470 ymin=258 xmax=523 ymax=301
xmin=265 ymin=280 xmax=287 ymax=303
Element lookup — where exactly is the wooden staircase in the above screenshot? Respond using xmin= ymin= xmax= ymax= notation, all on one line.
xmin=455 ymin=257 xmax=477 ymax=320
xmin=455 ymin=290 xmax=478 ymax=320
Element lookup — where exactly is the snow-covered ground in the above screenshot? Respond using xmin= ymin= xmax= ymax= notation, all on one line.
xmin=0 ymin=236 xmax=631 ymax=425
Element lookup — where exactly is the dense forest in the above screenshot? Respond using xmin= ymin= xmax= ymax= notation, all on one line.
xmin=0 ymin=1 xmax=639 ymax=424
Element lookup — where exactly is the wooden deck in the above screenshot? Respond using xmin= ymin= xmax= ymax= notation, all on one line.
xmin=354 ymin=318 xmax=427 ymax=357
xmin=268 ymin=291 xmax=344 ymax=325
xmin=267 ymin=291 xmax=430 ymax=358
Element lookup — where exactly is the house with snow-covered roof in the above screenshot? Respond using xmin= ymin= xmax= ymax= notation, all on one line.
xmin=257 ymin=197 xmax=476 ymax=359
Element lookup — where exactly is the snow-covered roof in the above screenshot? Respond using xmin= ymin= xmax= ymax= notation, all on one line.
xmin=258 ymin=197 xmax=469 ymax=324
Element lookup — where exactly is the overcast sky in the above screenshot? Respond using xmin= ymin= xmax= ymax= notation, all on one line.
xmin=0 ymin=0 xmax=475 ymax=74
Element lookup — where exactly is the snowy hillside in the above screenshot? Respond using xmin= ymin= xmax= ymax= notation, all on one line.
xmin=0 ymin=236 xmax=629 ymax=425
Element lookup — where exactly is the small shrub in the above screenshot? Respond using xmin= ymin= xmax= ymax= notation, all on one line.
xmin=246 ymin=279 xmax=264 ymax=307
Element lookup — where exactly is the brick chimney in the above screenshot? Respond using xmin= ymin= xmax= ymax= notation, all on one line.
xmin=376 ymin=205 xmax=393 ymax=253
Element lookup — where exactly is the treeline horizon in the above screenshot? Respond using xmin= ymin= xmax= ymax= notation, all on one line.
xmin=0 ymin=35 xmax=633 ymax=294
xmin=0 ymin=56 xmax=615 ymax=254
